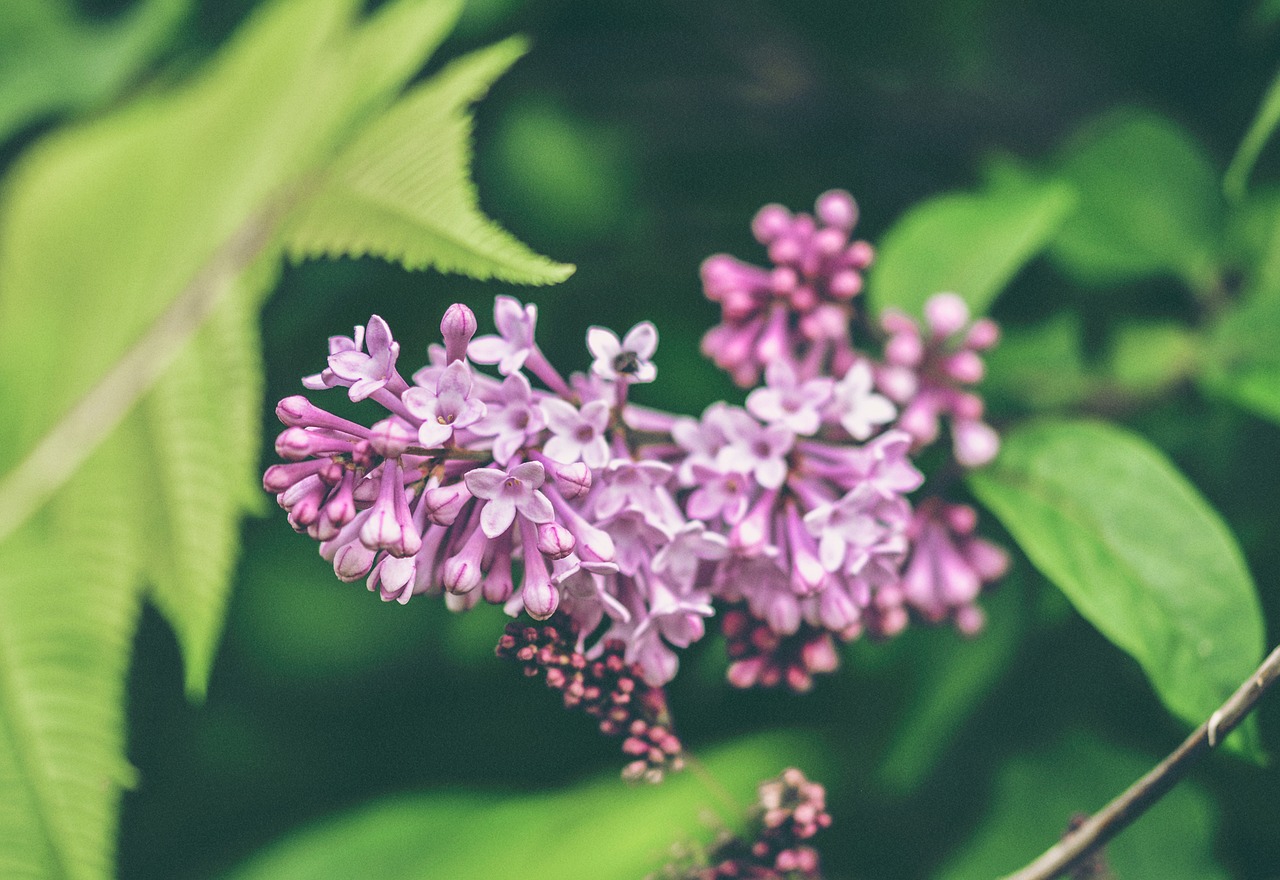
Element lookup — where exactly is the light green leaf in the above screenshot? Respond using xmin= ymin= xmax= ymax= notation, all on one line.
xmin=284 ymin=38 xmax=575 ymax=284
xmin=1225 ymin=66 xmax=1280 ymax=203
xmin=1105 ymin=321 xmax=1199 ymax=396
xmin=0 ymin=0 xmax=566 ymax=874
xmin=867 ymin=175 xmax=1074 ymax=319
xmin=1049 ymin=109 xmax=1224 ymax=289
xmin=224 ymin=732 xmax=827 ymax=880
xmin=968 ymin=420 xmax=1265 ymax=757
xmin=937 ymin=731 xmax=1227 ymax=880
xmin=0 ymin=0 xmax=189 ymax=144
xmin=0 ymin=439 xmax=141 ymax=880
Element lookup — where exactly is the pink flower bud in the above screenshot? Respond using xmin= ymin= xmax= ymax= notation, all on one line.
xmin=441 ymin=303 xmax=478 ymax=364
xmin=536 ymin=522 xmax=575 ymax=559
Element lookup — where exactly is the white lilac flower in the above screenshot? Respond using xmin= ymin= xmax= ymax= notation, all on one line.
xmin=542 ymin=398 xmax=611 ymax=469
xmin=468 ymin=295 xmax=538 ymax=375
xmin=471 ymin=372 xmax=545 ymax=465
xmin=829 ymin=360 xmax=895 ymax=440
xmin=587 ymin=321 xmax=659 ymax=384
xmin=464 ymin=461 xmax=554 ymax=539
xmin=745 ymin=360 xmax=834 ymax=436
xmin=402 ymin=360 xmax=486 ymax=448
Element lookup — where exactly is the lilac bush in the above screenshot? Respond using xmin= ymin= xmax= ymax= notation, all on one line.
xmin=264 ymin=190 xmax=1009 ymax=778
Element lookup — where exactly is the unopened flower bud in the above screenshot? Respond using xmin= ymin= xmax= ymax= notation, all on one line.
xmin=552 ymin=461 xmax=592 ymax=499
xmin=441 ymin=303 xmax=478 ymax=364
xmin=536 ymin=522 xmax=575 ymax=559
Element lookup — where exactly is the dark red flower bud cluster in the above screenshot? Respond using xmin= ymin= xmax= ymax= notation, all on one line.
xmin=496 ymin=617 xmax=684 ymax=782
xmin=721 ymin=607 xmax=840 ymax=693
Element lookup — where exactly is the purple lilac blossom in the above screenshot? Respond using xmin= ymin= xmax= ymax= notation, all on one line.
xmin=266 ymin=192 xmax=1012 ymax=764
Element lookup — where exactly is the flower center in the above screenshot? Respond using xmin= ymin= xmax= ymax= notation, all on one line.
xmin=613 ymin=351 xmax=641 ymax=375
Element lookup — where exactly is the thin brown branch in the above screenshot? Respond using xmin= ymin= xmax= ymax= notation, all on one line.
xmin=1001 ymin=642 xmax=1280 ymax=880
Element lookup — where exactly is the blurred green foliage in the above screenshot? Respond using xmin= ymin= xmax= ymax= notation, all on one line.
xmin=2 ymin=0 xmax=1280 ymax=879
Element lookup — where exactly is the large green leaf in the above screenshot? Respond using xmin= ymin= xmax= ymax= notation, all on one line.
xmin=224 ymin=732 xmax=828 ymax=880
xmin=867 ymin=174 xmax=1074 ymax=319
xmin=968 ymin=420 xmax=1265 ymax=756
xmin=0 ymin=0 xmax=570 ymax=875
xmin=1049 ymin=109 xmax=1224 ymax=289
xmin=0 ymin=0 xmax=189 ymax=145
xmin=937 ymin=731 xmax=1226 ymax=880
xmin=283 ymin=39 xmax=575 ymax=283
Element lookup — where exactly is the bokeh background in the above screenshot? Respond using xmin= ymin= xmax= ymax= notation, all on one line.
xmin=11 ymin=0 xmax=1277 ymax=877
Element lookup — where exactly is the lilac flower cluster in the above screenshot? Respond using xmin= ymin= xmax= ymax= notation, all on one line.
xmin=265 ymin=191 xmax=1008 ymax=723
xmin=655 ymin=768 xmax=832 ymax=880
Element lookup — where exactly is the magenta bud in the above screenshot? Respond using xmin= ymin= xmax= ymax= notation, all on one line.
xmin=884 ymin=331 xmax=924 ymax=367
xmin=276 ymin=427 xmax=319 ymax=460
xmin=752 ymin=203 xmax=792 ymax=243
xmin=368 ymin=418 xmax=416 ymax=458
xmin=802 ymin=635 xmax=839 ymax=674
xmin=441 ymin=303 xmax=478 ymax=364
xmin=422 ymin=482 xmax=472 ymax=525
xmin=536 ymin=522 xmax=575 ymax=559
xmin=442 ymin=554 xmax=483 ymax=594
xmin=966 ymin=317 xmax=1000 ymax=350
xmin=827 ymin=269 xmax=863 ymax=299
xmin=813 ymin=226 xmax=846 ymax=257
xmin=846 ymin=239 xmax=874 ymax=269
xmin=483 ymin=563 xmax=514 ymax=604
xmin=815 ymin=189 xmax=857 ymax=230
xmin=522 ymin=576 xmax=559 ymax=620
xmin=553 ymin=461 xmax=592 ymax=499
xmin=925 ymin=292 xmax=970 ymax=338
xmin=276 ymin=395 xmax=314 ymax=426
xmin=334 ymin=540 xmax=377 ymax=582
xmin=943 ymin=350 xmax=984 ymax=384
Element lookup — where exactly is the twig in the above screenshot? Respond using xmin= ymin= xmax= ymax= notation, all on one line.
xmin=1001 ymin=642 xmax=1280 ymax=880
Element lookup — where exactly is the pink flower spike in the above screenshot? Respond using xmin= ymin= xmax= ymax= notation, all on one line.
xmin=587 ymin=321 xmax=659 ymax=384
xmin=465 ymin=461 xmax=553 ymax=539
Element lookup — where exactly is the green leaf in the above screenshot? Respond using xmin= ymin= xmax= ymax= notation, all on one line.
xmin=284 ymin=38 xmax=575 ymax=284
xmin=0 ymin=0 xmax=567 ymax=874
xmin=0 ymin=440 xmax=141 ymax=880
xmin=867 ymin=174 xmax=1074 ymax=318
xmin=877 ymin=569 xmax=1030 ymax=793
xmin=968 ymin=420 xmax=1265 ymax=757
xmin=937 ymin=731 xmax=1227 ymax=880
xmin=223 ymin=732 xmax=828 ymax=880
xmin=1049 ymin=109 xmax=1224 ymax=289
xmin=1104 ymin=321 xmax=1199 ymax=396
xmin=1225 ymin=66 xmax=1280 ymax=203
xmin=0 ymin=0 xmax=190 ymax=144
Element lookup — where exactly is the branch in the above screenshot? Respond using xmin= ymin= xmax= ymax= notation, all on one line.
xmin=1001 ymin=642 xmax=1280 ymax=880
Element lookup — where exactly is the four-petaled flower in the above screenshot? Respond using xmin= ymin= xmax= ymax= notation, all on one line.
xmin=542 ymin=398 xmax=612 ymax=468
xmin=402 ymin=361 xmax=487 ymax=448
xmin=468 ymin=295 xmax=538 ymax=375
xmin=464 ymin=461 xmax=554 ymax=538
xmin=588 ymin=321 xmax=659 ymax=384
xmin=326 ymin=314 xmax=400 ymax=401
